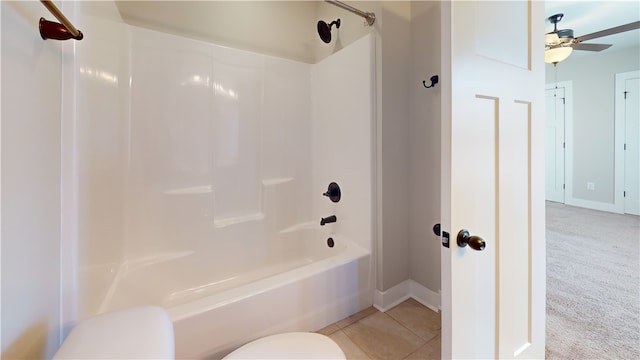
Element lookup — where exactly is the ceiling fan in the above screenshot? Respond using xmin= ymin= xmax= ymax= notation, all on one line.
xmin=544 ymin=13 xmax=640 ymax=64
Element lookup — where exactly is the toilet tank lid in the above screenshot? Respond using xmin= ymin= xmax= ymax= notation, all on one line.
xmin=53 ymin=306 xmax=174 ymax=359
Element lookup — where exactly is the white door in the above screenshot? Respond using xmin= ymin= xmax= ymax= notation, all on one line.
xmin=624 ymin=77 xmax=639 ymax=215
xmin=441 ymin=1 xmax=546 ymax=358
xmin=545 ymin=86 xmax=565 ymax=203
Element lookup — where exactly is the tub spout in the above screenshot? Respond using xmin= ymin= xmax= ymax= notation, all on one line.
xmin=320 ymin=215 xmax=337 ymax=226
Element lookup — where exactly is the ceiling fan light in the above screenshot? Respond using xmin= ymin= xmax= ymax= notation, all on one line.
xmin=545 ymin=33 xmax=560 ymax=45
xmin=545 ymin=46 xmax=573 ymax=64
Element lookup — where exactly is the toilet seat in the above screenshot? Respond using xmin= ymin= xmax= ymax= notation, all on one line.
xmin=223 ymin=332 xmax=345 ymax=359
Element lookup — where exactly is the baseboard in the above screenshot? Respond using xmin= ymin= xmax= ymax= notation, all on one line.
xmin=373 ymin=280 xmax=411 ymax=312
xmin=410 ymin=282 xmax=441 ymax=313
xmin=565 ymin=197 xmax=622 ymax=214
xmin=373 ymin=280 xmax=440 ymax=312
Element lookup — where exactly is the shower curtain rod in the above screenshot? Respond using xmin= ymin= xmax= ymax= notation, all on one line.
xmin=325 ymin=0 xmax=375 ymax=26
xmin=39 ymin=0 xmax=83 ymax=40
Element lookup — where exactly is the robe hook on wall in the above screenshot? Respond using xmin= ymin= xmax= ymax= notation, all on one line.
xmin=423 ymin=75 xmax=439 ymax=88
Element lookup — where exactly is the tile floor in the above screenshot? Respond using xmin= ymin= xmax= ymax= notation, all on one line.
xmin=316 ymin=298 xmax=441 ymax=360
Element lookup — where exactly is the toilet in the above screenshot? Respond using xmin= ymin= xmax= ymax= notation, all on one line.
xmin=54 ymin=307 xmax=345 ymax=360
xmin=223 ymin=332 xmax=345 ymax=359
xmin=53 ymin=306 xmax=175 ymax=359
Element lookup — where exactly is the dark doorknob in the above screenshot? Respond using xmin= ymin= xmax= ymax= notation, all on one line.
xmin=456 ymin=229 xmax=486 ymax=251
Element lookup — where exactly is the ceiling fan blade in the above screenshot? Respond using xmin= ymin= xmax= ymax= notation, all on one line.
xmin=575 ymin=21 xmax=640 ymax=42
xmin=572 ymin=43 xmax=612 ymax=52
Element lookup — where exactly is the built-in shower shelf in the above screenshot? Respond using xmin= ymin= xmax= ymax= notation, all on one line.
xmin=279 ymin=221 xmax=316 ymax=234
xmin=214 ymin=212 xmax=265 ymax=228
xmin=162 ymin=178 xmax=293 ymax=196
xmin=164 ymin=185 xmax=213 ymax=195
xmin=124 ymin=251 xmax=196 ymax=271
xmin=261 ymin=177 xmax=294 ymax=186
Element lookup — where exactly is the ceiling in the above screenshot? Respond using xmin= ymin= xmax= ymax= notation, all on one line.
xmin=545 ymin=0 xmax=640 ymax=57
xmin=114 ymin=1 xmax=639 ymax=61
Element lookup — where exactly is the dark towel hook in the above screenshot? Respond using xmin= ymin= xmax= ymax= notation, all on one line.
xmin=423 ymin=75 xmax=439 ymax=88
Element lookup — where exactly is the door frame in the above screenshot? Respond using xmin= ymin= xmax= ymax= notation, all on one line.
xmin=545 ymin=81 xmax=573 ymax=204
xmin=614 ymin=70 xmax=640 ymax=214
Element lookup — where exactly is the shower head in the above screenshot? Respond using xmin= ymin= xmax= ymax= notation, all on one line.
xmin=317 ymin=18 xmax=340 ymax=43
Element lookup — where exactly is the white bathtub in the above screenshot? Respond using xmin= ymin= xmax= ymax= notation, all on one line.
xmin=95 ymin=229 xmax=372 ymax=359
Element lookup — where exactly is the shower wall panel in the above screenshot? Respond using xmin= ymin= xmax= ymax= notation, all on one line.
xmin=128 ymin=29 xmax=218 ymax=258
xmin=125 ymin=27 xmax=312 ymax=260
xmin=262 ymin=57 xmax=313 ymax=234
xmin=66 ymin=8 xmax=131 ymax=322
xmin=70 ymin=17 xmax=313 ymax=320
xmin=311 ymin=34 xmax=375 ymax=252
xmin=70 ymin=13 xmax=374 ymax=323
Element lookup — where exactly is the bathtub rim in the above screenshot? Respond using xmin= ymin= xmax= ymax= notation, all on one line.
xmin=167 ymin=238 xmax=370 ymax=321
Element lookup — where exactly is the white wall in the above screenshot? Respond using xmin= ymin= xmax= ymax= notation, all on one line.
xmin=545 ymin=47 xmax=640 ymax=207
xmin=114 ymin=1 xmax=381 ymax=65
xmin=1 ymin=1 xmax=62 ymax=358
xmin=116 ymin=1 xmax=319 ymax=63
xmin=377 ymin=3 xmax=412 ymax=292
xmin=371 ymin=1 xmax=443 ymax=304
xmin=409 ymin=1 xmax=442 ymax=293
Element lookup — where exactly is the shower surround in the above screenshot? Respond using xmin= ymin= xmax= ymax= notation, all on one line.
xmin=63 ymin=8 xmax=375 ymax=358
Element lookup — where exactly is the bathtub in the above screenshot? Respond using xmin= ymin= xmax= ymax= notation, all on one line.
xmin=95 ymin=229 xmax=373 ymax=359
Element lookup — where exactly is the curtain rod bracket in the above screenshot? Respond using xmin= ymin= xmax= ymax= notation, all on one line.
xmin=39 ymin=18 xmax=83 ymax=41
xmin=39 ymin=0 xmax=83 ymax=41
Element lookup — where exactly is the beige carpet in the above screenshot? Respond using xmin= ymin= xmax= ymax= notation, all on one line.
xmin=546 ymin=202 xmax=640 ymax=359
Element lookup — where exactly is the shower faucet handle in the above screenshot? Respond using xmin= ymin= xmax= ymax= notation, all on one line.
xmin=323 ymin=182 xmax=341 ymax=203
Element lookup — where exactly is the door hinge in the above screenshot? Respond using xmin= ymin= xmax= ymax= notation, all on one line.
xmin=563 ymin=142 xmax=566 ymax=149
xmin=561 ymin=97 xmax=566 ymax=104
xmin=563 ymin=184 xmax=565 ymax=190
xmin=624 ymin=91 xmax=628 ymax=99
xmin=624 ymin=143 xmax=627 ymax=150
xmin=624 ymin=191 xmax=626 ymax=197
